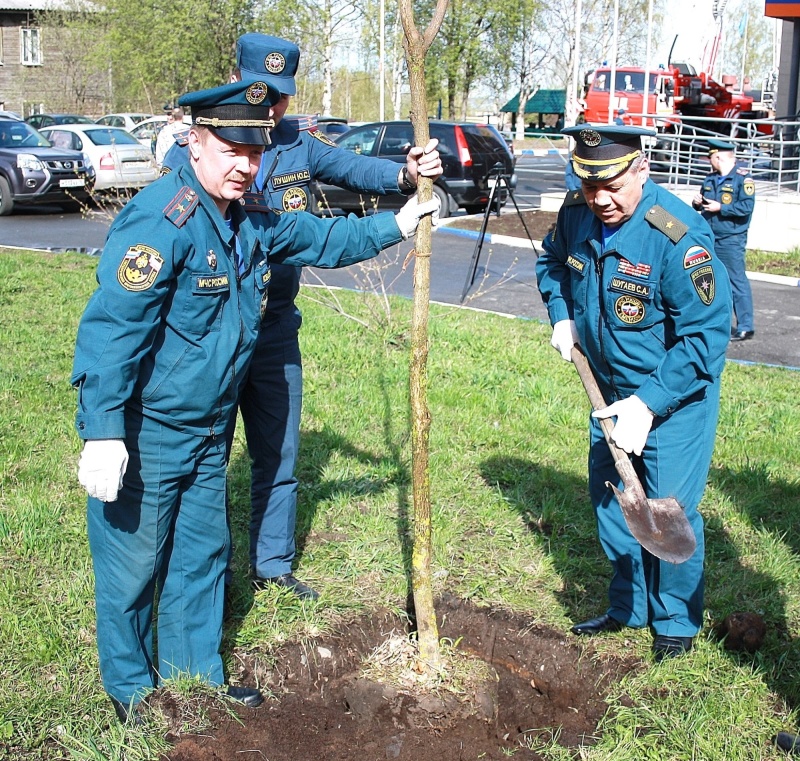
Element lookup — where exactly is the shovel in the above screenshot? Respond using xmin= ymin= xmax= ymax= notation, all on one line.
xmin=570 ymin=346 xmax=697 ymax=564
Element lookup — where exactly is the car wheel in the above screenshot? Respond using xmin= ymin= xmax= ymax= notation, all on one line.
xmin=432 ymin=184 xmax=451 ymax=219
xmin=463 ymin=204 xmax=484 ymax=215
xmin=0 ymin=176 xmax=13 ymax=216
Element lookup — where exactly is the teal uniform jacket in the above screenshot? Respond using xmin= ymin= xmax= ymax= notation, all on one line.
xmin=695 ymin=165 xmax=755 ymax=240
xmin=537 ymin=179 xmax=732 ymax=636
xmin=537 ymin=180 xmax=731 ymax=416
xmin=246 ymin=119 xmax=402 ymax=321
xmin=71 ymin=161 xmax=402 ymax=439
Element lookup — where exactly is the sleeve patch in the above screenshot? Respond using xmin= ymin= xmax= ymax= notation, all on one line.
xmin=683 ymin=245 xmax=712 ymax=269
xmin=744 ymin=180 xmax=755 ymax=195
xmin=690 ymin=265 xmax=715 ymax=305
xmin=309 ymin=128 xmax=338 ymax=147
xmin=163 ymin=186 xmax=199 ymax=227
xmin=645 ymin=205 xmax=688 ymax=243
xmin=117 ymin=244 xmax=164 ymax=291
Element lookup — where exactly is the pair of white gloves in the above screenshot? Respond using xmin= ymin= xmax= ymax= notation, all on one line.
xmin=551 ymin=319 xmax=654 ymax=456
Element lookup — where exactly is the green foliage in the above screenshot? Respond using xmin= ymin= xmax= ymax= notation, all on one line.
xmin=2 ymin=250 xmax=800 ymax=759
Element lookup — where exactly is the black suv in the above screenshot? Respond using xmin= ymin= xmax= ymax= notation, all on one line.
xmin=0 ymin=118 xmax=90 ymax=215
xmin=312 ymin=120 xmax=516 ymax=217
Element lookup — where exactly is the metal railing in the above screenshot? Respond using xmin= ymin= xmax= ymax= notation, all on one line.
xmin=637 ymin=113 xmax=800 ymax=195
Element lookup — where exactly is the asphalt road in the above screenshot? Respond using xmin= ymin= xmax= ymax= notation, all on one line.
xmin=1 ymin=155 xmax=797 ymax=369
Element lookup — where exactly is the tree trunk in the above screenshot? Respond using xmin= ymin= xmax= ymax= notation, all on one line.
xmin=398 ymin=0 xmax=448 ymax=673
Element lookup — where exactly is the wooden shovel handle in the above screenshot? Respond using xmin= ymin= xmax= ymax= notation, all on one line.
xmin=570 ymin=346 xmax=631 ymax=466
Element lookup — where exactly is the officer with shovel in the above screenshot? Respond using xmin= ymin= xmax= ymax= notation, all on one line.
xmin=536 ymin=124 xmax=732 ymax=661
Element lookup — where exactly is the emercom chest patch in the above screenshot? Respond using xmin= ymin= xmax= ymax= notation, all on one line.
xmin=566 ymin=255 xmax=586 ymax=274
xmin=193 ymin=273 xmax=230 ymax=293
xmin=117 ymin=245 xmax=164 ymax=292
xmin=610 ymin=276 xmax=652 ymax=299
xmin=690 ymin=265 xmax=716 ymax=305
xmin=614 ymin=295 xmax=646 ymax=324
xmin=271 ymin=169 xmax=311 ymax=189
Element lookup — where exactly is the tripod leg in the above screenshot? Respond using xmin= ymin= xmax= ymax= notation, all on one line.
xmin=502 ymin=177 xmax=537 ymax=247
xmin=460 ymin=177 xmax=501 ymax=303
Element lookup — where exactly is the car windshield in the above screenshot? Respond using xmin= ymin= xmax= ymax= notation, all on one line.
xmin=83 ymin=128 xmax=140 ymax=146
xmin=57 ymin=115 xmax=96 ymax=124
xmin=0 ymin=121 xmax=50 ymax=148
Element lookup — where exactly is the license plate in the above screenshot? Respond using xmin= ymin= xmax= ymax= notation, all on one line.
xmin=60 ymin=178 xmax=85 ymax=188
xmin=125 ymin=161 xmax=149 ymax=168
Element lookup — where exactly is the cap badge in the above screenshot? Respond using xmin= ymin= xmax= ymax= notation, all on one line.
xmin=246 ymin=81 xmax=269 ymax=104
xmin=579 ymin=129 xmax=602 ymax=147
xmin=265 ymin=52 xmax=286 ymax=74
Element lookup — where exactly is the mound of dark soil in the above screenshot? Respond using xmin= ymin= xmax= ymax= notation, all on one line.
xmin=165 ymin=595 xmax=640 ymax=760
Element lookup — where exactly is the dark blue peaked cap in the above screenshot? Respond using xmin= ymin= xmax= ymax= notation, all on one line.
xmin=562 ymin=123 xmax=655 ymax=181
xmin=179 ymin=79 xmax=279 ymax=146
xmin=707 ymin=138 xmax=736 ymax=153
xmin=236 ymin=34 xmax=300 ymax=97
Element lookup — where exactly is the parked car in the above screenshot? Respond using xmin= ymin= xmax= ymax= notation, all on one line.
xmin=129 ymin=115 xmax=191 ymax=154
xmin=0 ymin=117 xmax=90 ymax=215
xmin=39 ymin=124 xmax=158 ymax=192
xmin=315 ymin=116 xmax=351 ymax=138
xmin=312 ymin=120 xmax=516 ymax=218
xmin=0 ymin=110 xmax=23 ymax=121
xmin=26 ymin=114 xmax=96 ymax=130
xmin=95 ymin=113 xmax=152 ymax=131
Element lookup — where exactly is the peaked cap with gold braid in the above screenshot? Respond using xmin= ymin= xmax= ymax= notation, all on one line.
xmin=562 ymin=124 xmax=655 ymax=182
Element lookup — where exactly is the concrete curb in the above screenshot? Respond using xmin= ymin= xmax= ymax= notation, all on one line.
xmin=516 ymin=147 xmax=569 ymax=157
xmin=437 ymin=226 xmax=799 ymax=286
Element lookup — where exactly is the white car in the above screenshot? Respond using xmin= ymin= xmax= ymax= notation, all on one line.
xmin=39 ymin=124 xmax=158 ymax=191
xmin=95 ymin=113 xmax=152 ymax=131
xmin=130 ymin=115 xmax=192 ymax=153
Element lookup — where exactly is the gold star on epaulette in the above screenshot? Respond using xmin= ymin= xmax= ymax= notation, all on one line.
xmin=666 ymin=221 xmax=674 ymax=229
xmin=175 ymin=204 xmax=185 ymax=213
xmin=572 ymin=192 xmax=580 ymax=200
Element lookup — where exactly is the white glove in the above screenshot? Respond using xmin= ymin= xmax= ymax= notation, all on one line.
xmin=592 ymin=395 xmax=654 ymax=456
xmin=550 ymin=319 xmax=579 ymax=362
xmin=78 ymin=439 xmax=129 ymax=502
xmin=394 ymin=193 xmax=441 ymax=240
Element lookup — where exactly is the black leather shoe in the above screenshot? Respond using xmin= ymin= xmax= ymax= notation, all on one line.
xmin=110 ymin=697 xmax=144 ymax=726
xmin=653 ymin=635 xmax=693 ymax=661
xmin=223 ymin=685 xmax=264 ymax=708
xmin=774 ymin=731 xmax=800 ymax=753
xmin=730 ymin=330 xmax=754 ymax=342
xmin=252 ymin=573 xmax=319 ymax=601
xmin=571 ymin=613 xmax=624 ymax=636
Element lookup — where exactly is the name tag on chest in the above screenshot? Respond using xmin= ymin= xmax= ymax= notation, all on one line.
xmin=609 ymin=276 xmax=652 ymax=299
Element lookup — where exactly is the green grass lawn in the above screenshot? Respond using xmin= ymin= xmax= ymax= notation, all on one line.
xmin=1 ymin=249 xmax=799 ymax=760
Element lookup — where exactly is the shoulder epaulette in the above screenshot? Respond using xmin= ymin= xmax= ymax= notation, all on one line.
xmin=645 ymin=205 xmax=688 ymax=243
xmin=563 ymin=189 xmax=586 ymax=207
xmin=736 ymin=166 xmax=751 ymax=176
xmin=309 ymin=128 xmax=338 ymax=147
xmin=172 ymin=128 xmax=190 ymax=148
xmin=163 ymin=186 xmax=199 ymax=227
xmin=241 ymin=190 xmax=276 ymax=214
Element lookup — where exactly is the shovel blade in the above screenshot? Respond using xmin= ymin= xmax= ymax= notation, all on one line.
xmin=609 ymin=483 xmax=697 ymax=564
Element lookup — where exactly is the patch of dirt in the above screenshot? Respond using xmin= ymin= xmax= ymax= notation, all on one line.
xmin=446 ymin=210 xmax=558 ymax=241
xmin=163 ymin=595 xmax=640 ymax=760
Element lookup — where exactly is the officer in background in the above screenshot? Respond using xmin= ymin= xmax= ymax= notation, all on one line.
xmin=72 ymin=78 xmax=436 ymax=724
xmin=692 ymin=138 xmax=756 ymax=341
xmin=537 ymin=124 xmax=731 ymax=661
xmin=167 ymin=34 xmax=442 ymax=601
xmin=154 ymin=106 xmax=187 ymax=167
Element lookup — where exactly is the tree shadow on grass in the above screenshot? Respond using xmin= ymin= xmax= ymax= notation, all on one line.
xmin=478 ymin=454 xmax=614 ymax=627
